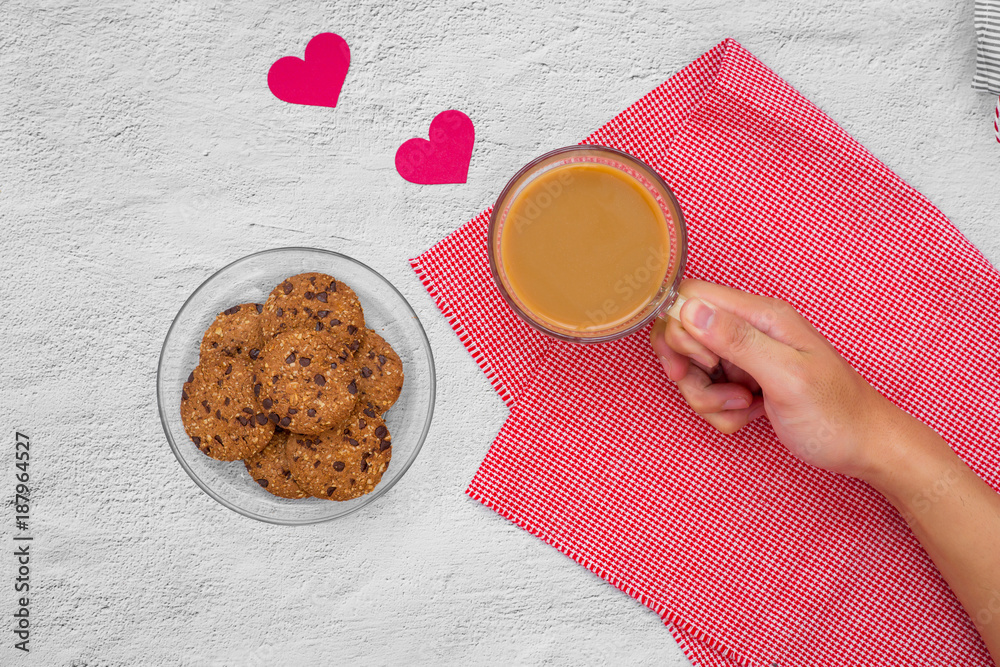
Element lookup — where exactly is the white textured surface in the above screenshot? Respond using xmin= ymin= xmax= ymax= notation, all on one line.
xmin=1 ymin=1 xmax=998 ymax=665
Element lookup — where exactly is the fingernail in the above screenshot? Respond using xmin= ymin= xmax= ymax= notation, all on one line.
xmin=657 ymin=355 xmax=676 ymax=381
xmin=723 ymin=398 xmax=748 ymax=410
xmin=694 ymin=353 xmax=717 ymax=369
xmin=687 ymin=299 xmax=715 ymax=332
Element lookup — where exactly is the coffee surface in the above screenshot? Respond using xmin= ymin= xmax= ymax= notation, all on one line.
xmin=500 ymin=162 xmax=670 ymax=331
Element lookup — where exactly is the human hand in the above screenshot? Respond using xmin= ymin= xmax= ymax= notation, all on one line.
xmin=649 ymin=279 xmax=904 ymax=480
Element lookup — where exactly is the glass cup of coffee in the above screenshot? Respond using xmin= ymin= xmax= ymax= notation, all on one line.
xmin=488 ymin=145 xmax=688 ymax=344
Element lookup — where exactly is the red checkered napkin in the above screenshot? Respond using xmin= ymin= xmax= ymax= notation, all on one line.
xmin=411 ymin=39 xmax=1000 ymax=666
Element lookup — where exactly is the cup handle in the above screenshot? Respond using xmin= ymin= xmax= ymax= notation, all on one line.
xmin=662 ymin=293 xmax=687 ymax=322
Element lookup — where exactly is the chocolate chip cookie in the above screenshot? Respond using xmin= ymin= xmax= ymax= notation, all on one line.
xmin=243 ymin=429 xmax=308 ymax=499
xmin=199 ymin=303 xmax=265 ymax=362
xmin=259 ymin=272 xmax=365 ymax=348
xmin=259 ymin=328 xmax=360 ymax=435
xmin=356 ymin=330 xmax=404 ymax=413
xmin=180 ymin=356 xmax=274 ymax=461
xmin=285 ymin=406 xmax=392 ymax=501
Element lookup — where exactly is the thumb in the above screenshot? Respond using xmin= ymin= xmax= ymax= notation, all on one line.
xmin=679 ymin=297 xmax=794 ymax=389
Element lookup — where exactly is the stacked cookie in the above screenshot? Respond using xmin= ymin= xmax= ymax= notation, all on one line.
xmin=180 ymin=273 xmax=404 ymax=501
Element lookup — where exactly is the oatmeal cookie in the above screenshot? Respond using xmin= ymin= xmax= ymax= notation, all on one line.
xmin=355 ymin=330 xmax=404 ymax=413
xmin=199 ymin=303 xmax=265 ymax=362
xmin=259 ymin=272 xmax=365 ymax=347
xmin=259 ymin=328 xmax=360 ymax=435
xmin=285 ymin=406 xmax=392 ymax=501
xmin=180 ymin=356 xmax=273 ymax=461
xmin=243 ymin=429 xmax=308 ymax=499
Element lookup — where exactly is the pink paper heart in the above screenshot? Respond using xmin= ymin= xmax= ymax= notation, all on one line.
xmin=395 ymin=110 xmax=475 ymax=184
xmin=268 ymin=33 xmax=350 ymax=108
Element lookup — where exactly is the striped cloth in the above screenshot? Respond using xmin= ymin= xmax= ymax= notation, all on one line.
xmin=974 ymin=0 xmax=1000 ymax=94
xmin=412 ymin=39 xmax=1000 ymax=666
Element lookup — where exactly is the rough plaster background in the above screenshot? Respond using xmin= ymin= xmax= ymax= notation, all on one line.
xmin=1 ymin=1 xmax=998 ymax=665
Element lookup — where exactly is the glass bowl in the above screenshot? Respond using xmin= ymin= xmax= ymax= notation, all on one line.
xmin=488 ymin=145 xmax=687 ymax=344
xmin=156 ymin=247 xmax=436 ymax=525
